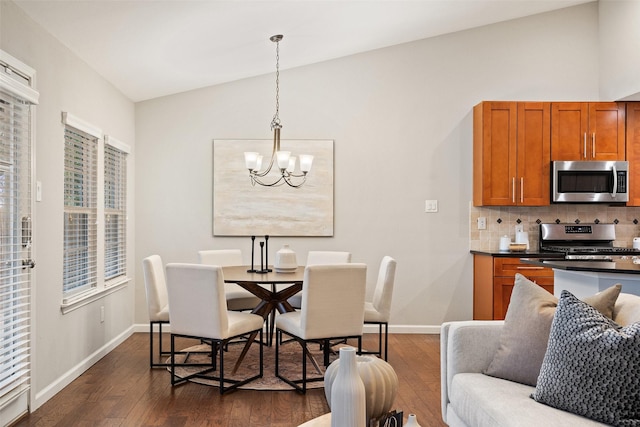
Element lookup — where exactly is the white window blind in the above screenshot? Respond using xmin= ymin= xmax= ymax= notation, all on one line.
xmin=0 ymin=89 xmax=33 ymax=411
xmin=63 ymin=127 xmax=98 ymax=296
xmin=104 ymin=141 xmax=127 ymax=282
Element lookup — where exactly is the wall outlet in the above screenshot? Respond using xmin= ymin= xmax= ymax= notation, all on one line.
xmin=477 ymin=217 xmax=487 ymax=230
xmin=515 ymin=224 xmax=524 ymax=233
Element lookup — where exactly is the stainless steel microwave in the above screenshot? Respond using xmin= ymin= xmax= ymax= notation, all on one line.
xmin=552 ymin=160 xmax=629 ymax=203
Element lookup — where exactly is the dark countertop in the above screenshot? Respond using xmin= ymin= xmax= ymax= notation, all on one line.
xmin=470 ymin=250 xmax=565 ymax=258
xmin=522 ymin=257 xmax=640 ymax=275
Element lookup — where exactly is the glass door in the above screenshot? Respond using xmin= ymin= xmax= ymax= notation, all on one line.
xmin=0 ymin=88 xmax=34 ymax=422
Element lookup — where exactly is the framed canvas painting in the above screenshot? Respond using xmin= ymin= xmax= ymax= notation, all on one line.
xmin=213 ymin=139 xmax=334 ymax=236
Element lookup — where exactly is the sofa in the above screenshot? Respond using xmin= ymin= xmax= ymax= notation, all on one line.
xmin=440 ymin=276 xmax=640 ymax=427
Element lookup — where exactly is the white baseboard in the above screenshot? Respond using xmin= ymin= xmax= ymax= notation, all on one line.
xmin=32 ymin=326 xmax=135 ymax=412
xmin=132 ymin=323 xmax=442 ymax=335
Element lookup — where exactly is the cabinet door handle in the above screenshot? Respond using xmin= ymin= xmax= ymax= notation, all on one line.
xmin=520 ymin=177 xmax=524 ymax=203
xmin=592 ymin=132 xmax=596 ymax=158
xmin=583 ymin=132 xmax=587 ymax=159
xmin=516 ymin=266 xmax=545 ymax=270
xmin=512 ymin=177 xmax=515 ymax=203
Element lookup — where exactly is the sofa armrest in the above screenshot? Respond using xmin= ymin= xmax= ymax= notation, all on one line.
xmin=440 ymin=320 xmax=504 ymax=423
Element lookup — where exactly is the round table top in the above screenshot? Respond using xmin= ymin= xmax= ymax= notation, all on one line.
xmin=222 ymin=265 xmax=305 ymax=284
xmin=297 ymin=413 xmax=331 ymax=426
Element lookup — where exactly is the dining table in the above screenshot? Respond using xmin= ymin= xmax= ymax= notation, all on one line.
xmin=222 ymin=265 xmax=305 ymax=344
xmin=222 ymin=265 xmax=306 ymax=373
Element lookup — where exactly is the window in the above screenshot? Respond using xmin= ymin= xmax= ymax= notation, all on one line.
xmin=61 ymin=113 xmax=129 ymax=310
xmin=63 ymin=125 xmax=98 ymax=296
xmin=104 ymin=138 xmax=127 ymax=282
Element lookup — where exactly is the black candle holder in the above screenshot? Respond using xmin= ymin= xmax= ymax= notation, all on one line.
xmin=247 ymin=236 xmax=257 ymax=273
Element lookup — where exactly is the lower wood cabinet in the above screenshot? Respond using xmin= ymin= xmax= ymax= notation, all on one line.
xmin=473 ymin=254 xmax=554 ymax=320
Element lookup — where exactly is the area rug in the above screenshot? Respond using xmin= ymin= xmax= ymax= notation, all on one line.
xmin=167 ymin=340 xmax=351 ymax=391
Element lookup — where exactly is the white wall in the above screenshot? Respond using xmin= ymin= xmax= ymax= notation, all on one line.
xmin=1 ymin=0 xmax=136 ymax=411
xmin=135 ymin=3 xmax=600 ymax=330
xmin=599 ymin=0 xmax=640 ymax=100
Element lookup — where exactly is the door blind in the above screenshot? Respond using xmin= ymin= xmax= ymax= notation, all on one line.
xmin=63 ymin=127 xmax=97 ymax=295
xmin=0 ymin=88 xmax=32 ymax=410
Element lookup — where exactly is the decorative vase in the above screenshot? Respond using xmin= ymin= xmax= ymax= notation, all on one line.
xmin=405 ymin=414 xmax=421 ymax=426
xmin=274 ymin=244 xmax=297 ymax=273
xmin=325 ymin=349 xmax=398 ymax=424
xmin=329 ymin=347 xmax=366 ymax=427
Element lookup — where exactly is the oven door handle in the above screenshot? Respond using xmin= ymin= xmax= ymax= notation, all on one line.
xmin=612 ymin=164 xmax=618 ymax=197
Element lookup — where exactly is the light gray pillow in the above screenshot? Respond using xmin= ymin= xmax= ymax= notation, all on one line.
xmin=531 ymin=290 xmax=640 ymax=426
xmin=484 ymin=274 xmax=621 ymax=386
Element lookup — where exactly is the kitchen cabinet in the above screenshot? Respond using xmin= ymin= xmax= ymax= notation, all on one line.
xmin=473 ymin=101 xmax=551 ymax=206
xmin=551 ymin=102 xmax=625 ymax=161
xmin=473 ymin=254 xmax=554 ymax=320
xmin=626 ymin=102 xmax=640 ymax=206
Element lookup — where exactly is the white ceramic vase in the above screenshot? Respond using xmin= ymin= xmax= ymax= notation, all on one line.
xmin=405 ymin=414 xmax=421 ymax=426
xmin=274 ymin=244 xmax=297 ymax=273
xmin=329 ymin=347 xmax=366 ymax=427
xmin=325 ymin=350 xmax=398 ymax=424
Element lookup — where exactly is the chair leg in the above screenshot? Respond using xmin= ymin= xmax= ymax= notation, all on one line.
xmin=382 ymin=322 xmax=388 ymax=361
xmin=150 ymin=321 xmax=171 ymax=368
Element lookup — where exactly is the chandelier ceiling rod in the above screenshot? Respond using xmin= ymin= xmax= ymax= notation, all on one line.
xmin=243 ymin=34 xmax=313 ymax=188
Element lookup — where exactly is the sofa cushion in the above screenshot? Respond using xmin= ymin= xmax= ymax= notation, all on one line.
xmin=449 ymin=373 xmax=608 ymax=427
xmin=613 ymin=292 xmax=640 ymax=326
xmin=484 ymin=274 xmax=621 ymax=386
xmin=531 ymin=291 xmax=640 ymax=426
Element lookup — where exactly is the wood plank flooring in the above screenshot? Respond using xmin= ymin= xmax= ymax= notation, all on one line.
xmin=13 ymin=333 xmax=446 ymax=427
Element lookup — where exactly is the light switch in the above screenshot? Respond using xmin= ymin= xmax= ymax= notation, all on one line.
xmin=424 ymin=200 xmax=438 ymax=213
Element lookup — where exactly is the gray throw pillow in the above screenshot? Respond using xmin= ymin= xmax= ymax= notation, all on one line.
xmin=484 ymin=274 xmax=621 ymax=386
xmin=531 ymin=290 xmax=640 ymax=426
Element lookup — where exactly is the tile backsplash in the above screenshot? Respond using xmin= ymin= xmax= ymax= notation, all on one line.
xmin=469 ymin=203 xmax=640 ymax=251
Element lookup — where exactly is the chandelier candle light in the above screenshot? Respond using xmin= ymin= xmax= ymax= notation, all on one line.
xmin=244 ymin=35 xmax=313 ymax=188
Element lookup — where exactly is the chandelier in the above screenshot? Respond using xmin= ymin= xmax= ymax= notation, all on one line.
xmin=243 ymin=35 xmax=313 ymax=188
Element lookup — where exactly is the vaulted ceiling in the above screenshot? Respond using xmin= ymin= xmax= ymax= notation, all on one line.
xmin=14 ymin=0 xmax=593 ymax=102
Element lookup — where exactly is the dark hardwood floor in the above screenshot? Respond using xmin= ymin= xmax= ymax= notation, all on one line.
xmin=14 ymin=333 xmax=446 ymax=427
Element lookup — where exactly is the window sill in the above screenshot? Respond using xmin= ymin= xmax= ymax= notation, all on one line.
xmin=60 ymin=277 xmax=130 ymax=315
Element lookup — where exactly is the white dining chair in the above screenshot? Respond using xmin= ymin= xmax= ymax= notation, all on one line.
xmin=362 ymin=256 xmax=397 ymax=360
xmin=142 ymin=254 xmax=171 ymax=368
xmin=198 ymin=249 xmax=261 ymax=311
xmin=287 ymin=251 xmax=352 ymax=309
xmin=165 ymin=263 xmax=264 ymax=394
xmin=275 ymin=263 xmax=367 ymax=393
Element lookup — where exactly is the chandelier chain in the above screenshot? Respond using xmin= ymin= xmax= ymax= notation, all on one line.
xmin=271 ymin=38 xmax=281 ymax=130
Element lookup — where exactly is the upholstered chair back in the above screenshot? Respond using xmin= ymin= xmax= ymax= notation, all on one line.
xmin=142 ymin=255 xmax=169 ymax=322
xmin=165 ymin=263 xmax=229 ymax=340
xmin=198 ymin=249 xmax=243 ymax=266
xmin=300 ymin=263 xmax=366 ymax=339
xmin=306 ymin=251 xmax=352 ymax=265
xmin=371 ymin=256 xmax=397 ymax=319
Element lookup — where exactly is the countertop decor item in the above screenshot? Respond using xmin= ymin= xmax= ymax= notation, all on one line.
xmin=243 ymin=34 xmax=313 ymax=188
xmin=274 ymin=244 xmax=297 ymax=273
xmin=328 ymin=347 xmax=366 ymax=427
xmin=325 ymin=350 xmax=398 ymax=425
xmin=509 ymin=243 xmax=527 ymax=252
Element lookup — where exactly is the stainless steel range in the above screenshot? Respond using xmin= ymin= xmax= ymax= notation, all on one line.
xmin=539 ymin=223 xmax=640 ymax=260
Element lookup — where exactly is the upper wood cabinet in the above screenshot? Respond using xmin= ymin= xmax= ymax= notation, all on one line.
xmin=473 ymin=101 xmax=551 ymax=206
xmin=551 ymin=102 xmax=625 ymax=161
xmin=626 ymin=102 xmax=640 ymax=206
